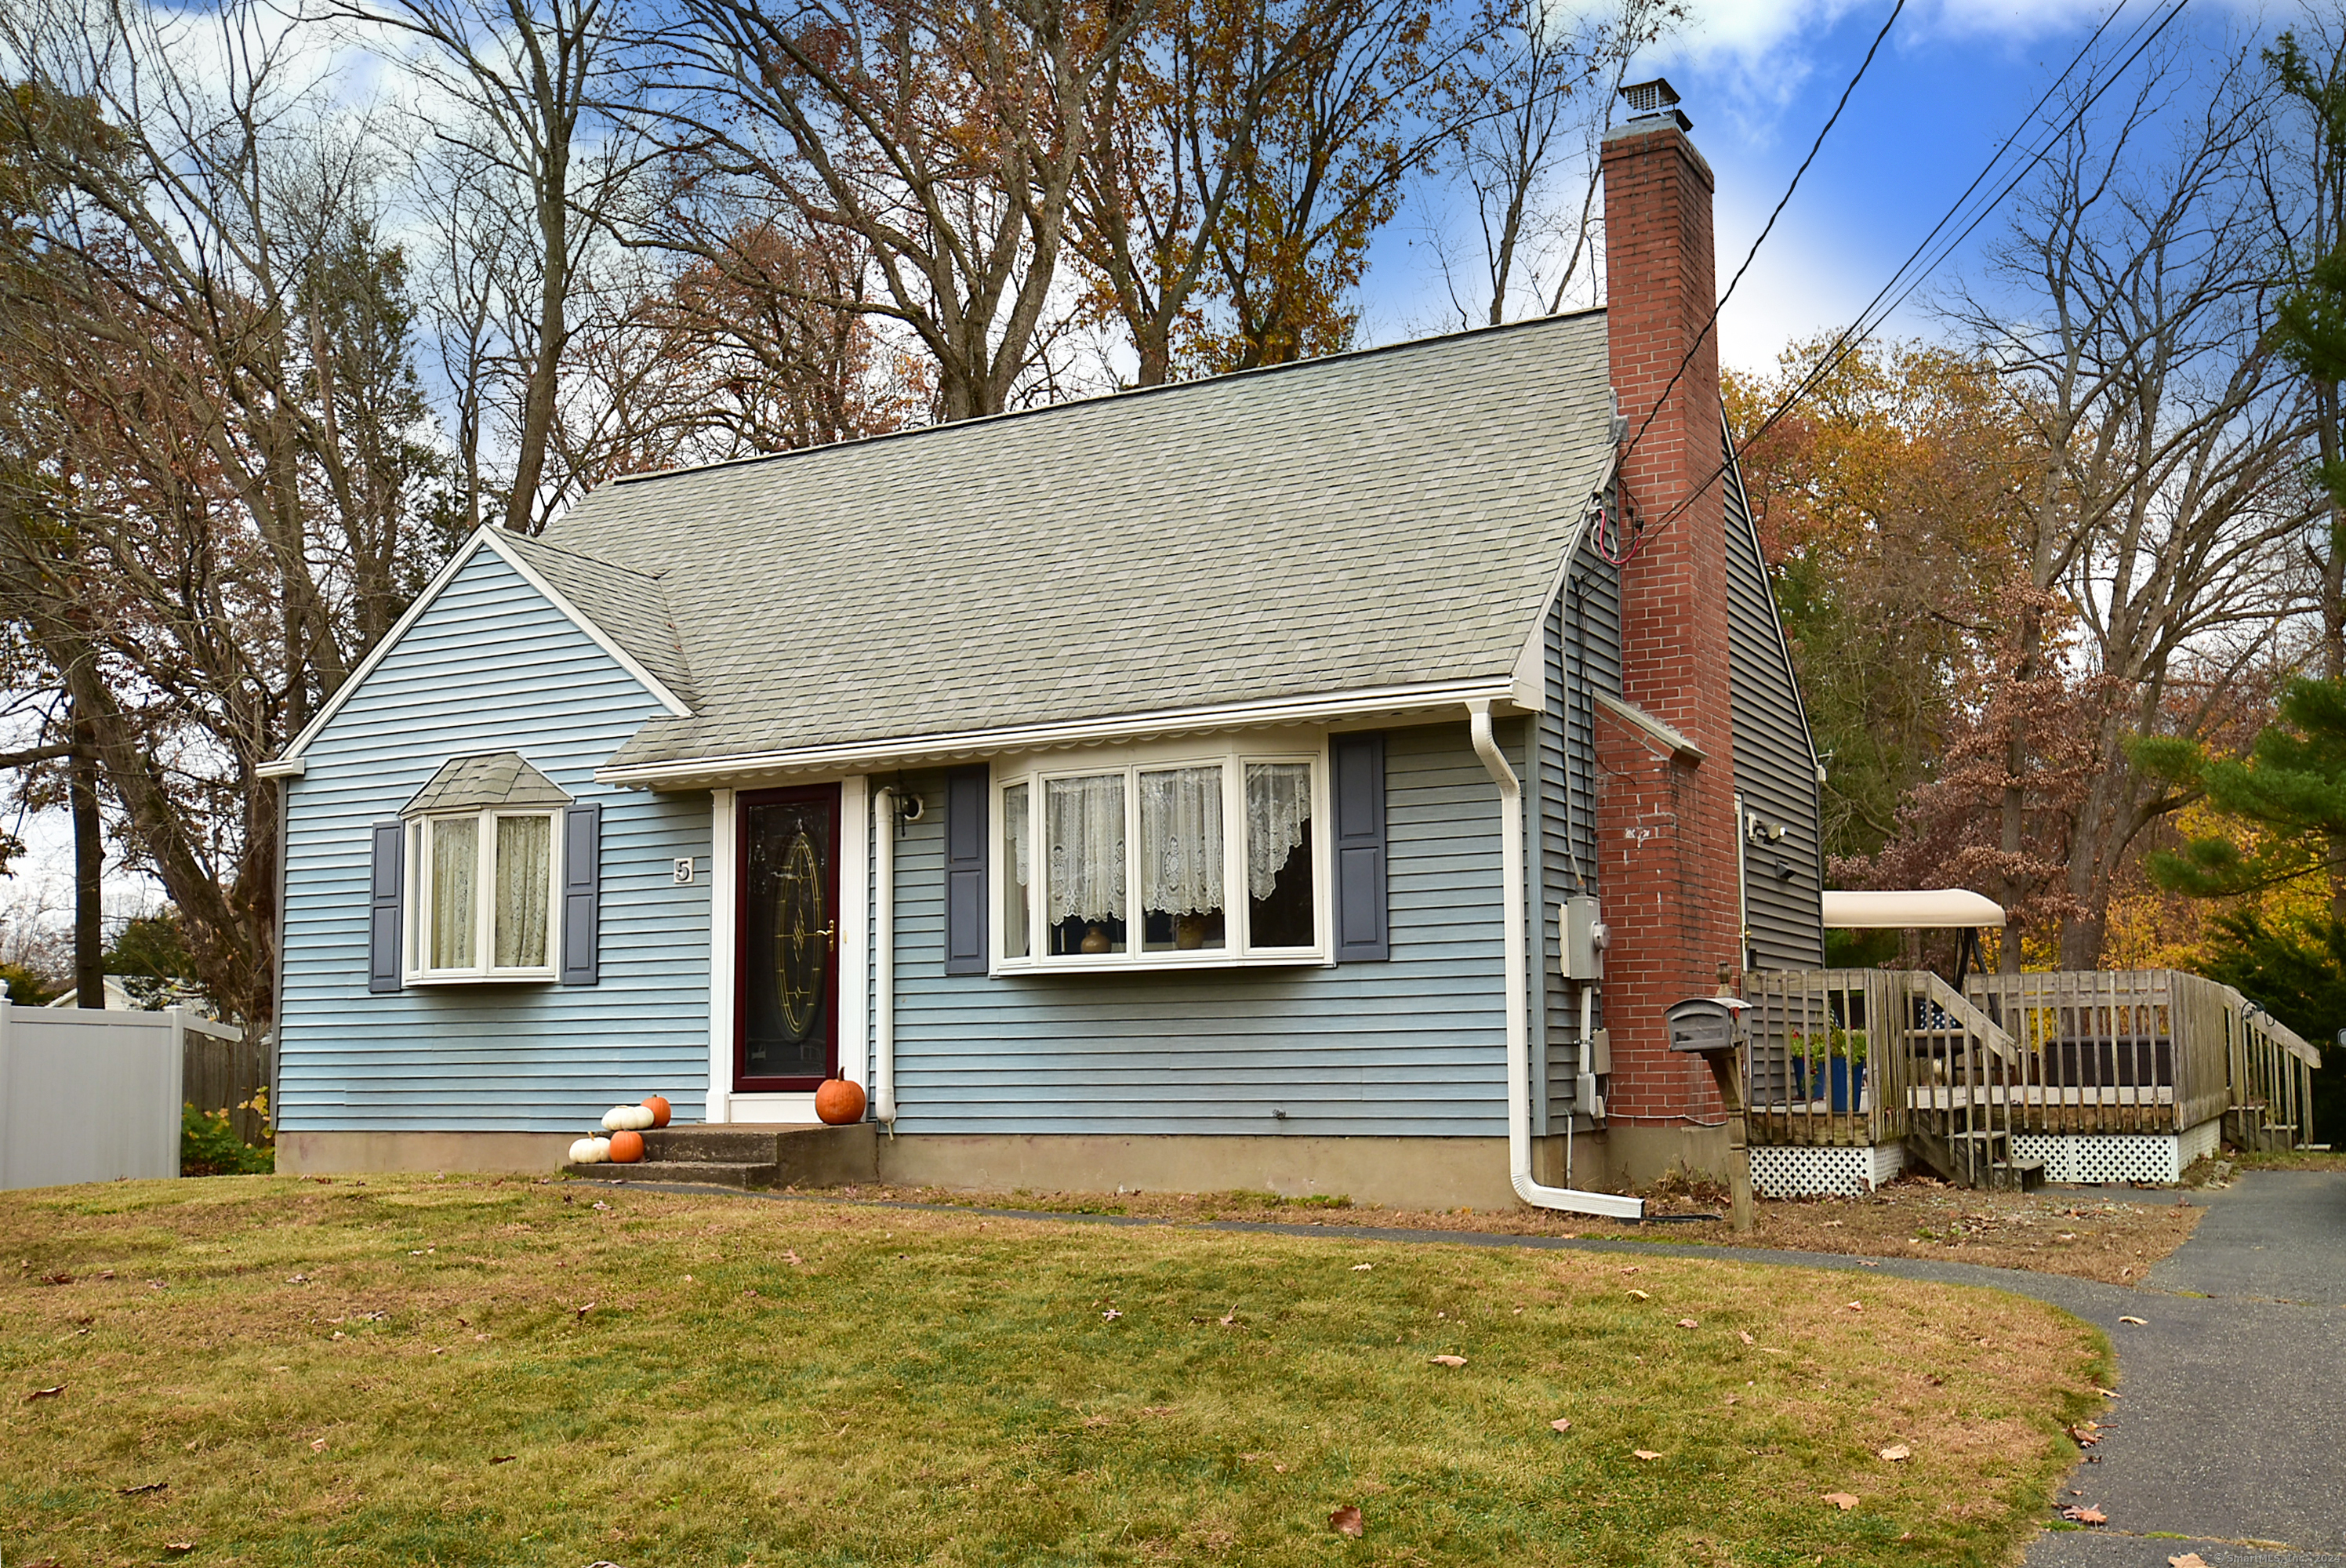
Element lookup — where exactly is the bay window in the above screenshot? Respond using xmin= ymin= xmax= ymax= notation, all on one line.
xmin=407 ymin=808 xmax=562 ymax=981
xmin=993 ymin=740 xmax=1328 ymax=971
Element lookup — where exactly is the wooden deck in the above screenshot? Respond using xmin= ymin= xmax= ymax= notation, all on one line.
xmin=1738 ymin=968 xmax=2318 ymax=1167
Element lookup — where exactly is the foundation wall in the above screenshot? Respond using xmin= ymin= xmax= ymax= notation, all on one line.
xmin=278 ymin=1130 xmax=576 ymax=1176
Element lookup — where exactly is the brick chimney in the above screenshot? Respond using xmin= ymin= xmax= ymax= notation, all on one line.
xmin=1593 ymin=79 xmax=1744 ymax=1171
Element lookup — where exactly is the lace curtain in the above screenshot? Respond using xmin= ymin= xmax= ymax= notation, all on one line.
xmin=1139 ymin=767 xmax=1223 ymax=916
xmin=1047 ymin=775 xmax=1126 ymax=923
xmin=1245 ymin=763 xmax=1312 ymax=899
xmin=430 ymin=815 xmax=478 ymax=969
xmin=494 ymin=814 xmax=552 ymax=967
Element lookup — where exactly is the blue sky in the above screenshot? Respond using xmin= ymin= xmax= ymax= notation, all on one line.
xmin=1367 ymin=0 xmax=2254 ymax=373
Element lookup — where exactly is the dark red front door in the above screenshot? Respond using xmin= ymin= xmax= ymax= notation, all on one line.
xmin=736 ymin=785 xmax=841 ymax=1091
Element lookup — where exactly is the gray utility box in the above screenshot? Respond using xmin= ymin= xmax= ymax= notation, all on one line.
xmin=1560 ymin=897 xmax=1607 ymax=981
xmin=1666 ymin=996 xmax=1749 ymax=1055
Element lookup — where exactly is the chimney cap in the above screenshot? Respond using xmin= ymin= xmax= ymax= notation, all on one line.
xmin=1619 ymin=78 xmax=1692 ymax=132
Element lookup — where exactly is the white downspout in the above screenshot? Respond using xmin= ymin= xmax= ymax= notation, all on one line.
xmin=1469 ymin=700 xmax=1644 ymax=1221
xmin=873 ymin=786 xmax=899 ymax=1130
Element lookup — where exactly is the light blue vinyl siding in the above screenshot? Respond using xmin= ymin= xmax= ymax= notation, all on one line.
xmin=1722 ymin=435 xmax=1825 ymax=970
xmin=278 ymin=547 xmax=713 ymax=1134
xmin=866 ymin=722 xmax=1518 ymax=1137
xmin=1542 ymin=520 xmax=1623 ymax=1122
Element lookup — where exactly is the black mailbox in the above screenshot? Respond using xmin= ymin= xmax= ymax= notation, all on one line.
xmin=1666 ymin=996 xmax=1748 ymax=1054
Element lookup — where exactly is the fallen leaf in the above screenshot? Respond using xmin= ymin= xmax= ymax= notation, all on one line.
xmin=575 ymin=1302 xmax=595 ymax=1319
xmin=1632 ymin=1450 xmax=1662 ymax=1461
xmin=1738 ymin=1330 xmax=1754 ymax=1345
xmin=2066 ymin=1425 xmax=2101 ymax=1448
xmin=784 ymin=1250 xmax=802 ymax=1266
xmin=1351 ymin=1263 xmax=1372 ymax=1271
xmin=1219 ymin=1307 xmax=1240 ymax=1327
xmin=1858 ymin=1260 xmax=1880 ymax=1269
xmin=1676 ymin=1318 xmax=1698 ymax=1329
xmin=1878 ymin=1444 xmax=1911 ymax=1462
xmin=285 ymin=1274 xmax=308 ymax=1284
xmin=310 ymin=1439 xmax=327 ymax=1452
xmin=1429 ymin=1354 xmax=1468 ymax=1367
xmin=24 ymin=1384 xmax=63 ymax=1401
xmin=2061 ymin=1505 xmax=2107 ymax=1525
xmin=2097 ymin=1387 xmax=2121 ymax=1399
xmin=1627 ymin=1288 xmax=1651 ymax=1300
xmin=591 ymin=1201 xmax=610 ymax=1211
xmin=118 ymin=1481 xmax=167 ymax=1495
xmin=1102 ymin=1309 xmax=1122 ymax=1321
xmin=1822 ymin=1492 xmax=1859 ymax=1511
xmin=1844 ymin=1301 xmax=1863 ymax=1312
xmin=2167 ymin=1555 xmax=2208 ymax=1567
xmin=489 ymin=1456 xmax=516 ymax=1465
xmin=1329 ymin=1505 xmax=1364 ymax=1538
xmin=1549 ymin=1417 xmax=1571 ymax=1432
xmin=163 ymin=1544 xmax=196 ymax=1556
xmin=2118 ymin=1316 xmax=2148 ymax=1326
xmin=1618 ymin=1265 xmax=1640 ymax=1274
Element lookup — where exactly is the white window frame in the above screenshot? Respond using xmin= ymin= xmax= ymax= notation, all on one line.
xmin=402 ymin=808 xmax=564 ymax=984
xmin=990 ymin=735 xmax=1332 ymax=975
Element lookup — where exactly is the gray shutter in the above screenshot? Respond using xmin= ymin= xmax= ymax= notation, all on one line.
xmin=1332 ymin=731 xmax=1389 ymax=961
xmin=944 ymin=765 xmax=989 ymax=975
xmin=561 ymin=802 xmax=601 ymax=985
xmin=368 ymin=822 xmax=404 ymax=993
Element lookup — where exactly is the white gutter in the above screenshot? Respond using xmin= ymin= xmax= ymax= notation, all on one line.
xmin=872 ymin=786 xmax=899 ymax=1130
xmin=596 ymin=677 xmax=1526 ymax=789
xmin=1467 ymin=700 xmax=1645 ymax=1221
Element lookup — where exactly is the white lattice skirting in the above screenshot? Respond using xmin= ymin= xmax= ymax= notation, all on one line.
xmin=1747 ymin=1143 xmax=1906 ymax=1198
xmin=2007 ymin=1119 xmax=2221 ymax=1185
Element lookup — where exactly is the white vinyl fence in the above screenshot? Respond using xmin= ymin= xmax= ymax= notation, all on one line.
xmin=0 ymin=1004 xmax=238 ymax=1191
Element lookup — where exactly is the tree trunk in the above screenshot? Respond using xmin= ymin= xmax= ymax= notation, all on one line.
xmin=69 ymin=710 xmax=103 ymax=1008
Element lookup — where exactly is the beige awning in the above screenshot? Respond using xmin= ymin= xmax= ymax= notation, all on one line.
xmin=1821 ymin=889 xmax=2006 ymax=929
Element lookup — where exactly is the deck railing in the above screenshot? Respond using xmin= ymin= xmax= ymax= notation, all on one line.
xmin=1741 ymin=967 xmax=2319 ymax=1152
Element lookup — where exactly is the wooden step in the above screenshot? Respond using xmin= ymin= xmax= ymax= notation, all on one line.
xmin=565 ymin=1160 xmax=781 ymax=1189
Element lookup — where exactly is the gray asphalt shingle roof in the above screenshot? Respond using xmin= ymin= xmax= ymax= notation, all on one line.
xmin=401 ymin=751 xmax=573 ymax=815
xmin=539 ymin=310 xmax=1616 ymax=772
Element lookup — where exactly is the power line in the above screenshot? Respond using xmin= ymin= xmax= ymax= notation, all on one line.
xmin=1607 ymin=0 xmax=1907 ymax=540
xmin=1627 ymin=0 xmax=2190 ymax=550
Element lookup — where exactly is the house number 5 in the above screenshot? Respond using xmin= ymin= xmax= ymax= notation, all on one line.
xmin=674 ymin=858 xmax=695 ymax=885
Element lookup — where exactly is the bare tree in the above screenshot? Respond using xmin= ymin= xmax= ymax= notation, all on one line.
xmin=1431 ymin=0 xmax=1673 ymax=328
xmin=0 ymin=0 xmax=451 ymax=1029
xmin=326 ymin=0 xmax=651 ymax=531
xmin=1948 ymin=45 xmax=2316 ymax=967
xmin=649 ymin=0 xmax=1146 ymax=423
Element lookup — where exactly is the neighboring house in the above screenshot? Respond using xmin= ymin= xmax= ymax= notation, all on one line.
xmin=44 ymin=977 xmax=137 ymax=1011
xmin=265 ymin=83 xmax=1823 ymax=1208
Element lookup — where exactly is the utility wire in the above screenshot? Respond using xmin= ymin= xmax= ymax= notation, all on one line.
xmin=1605 ymin=0 xmax=1908 ymax=557
xmin=1625 ymin=0 xmax=2190 ymax=550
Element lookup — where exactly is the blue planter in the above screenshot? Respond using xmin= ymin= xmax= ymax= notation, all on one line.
xmin=1794 ymin=1058 xmax=1866 ymax=1112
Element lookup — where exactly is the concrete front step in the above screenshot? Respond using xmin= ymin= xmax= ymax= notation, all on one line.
xmin=564 ymin=1159 xmax=782 ymax=1188
xmin=562 ymin=1123 xmax=877 ymax=1189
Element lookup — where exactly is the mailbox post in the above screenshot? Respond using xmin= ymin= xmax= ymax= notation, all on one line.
xmin=1665 ymin=996 xmax=1755 ymax=1233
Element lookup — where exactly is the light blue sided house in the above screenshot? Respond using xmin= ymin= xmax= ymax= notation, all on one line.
xmin=269 ymin=101 xmax=1829 ymax=1210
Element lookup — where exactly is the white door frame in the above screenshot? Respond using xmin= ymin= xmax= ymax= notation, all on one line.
xmin=706 ymin=777 xmax=870 ymax=1126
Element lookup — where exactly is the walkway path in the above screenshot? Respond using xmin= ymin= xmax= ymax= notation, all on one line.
xmin=623 ymin=1171 xmax=2346 ymax=1561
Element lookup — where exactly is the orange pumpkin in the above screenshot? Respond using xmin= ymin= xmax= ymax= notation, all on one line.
xmin=642 ymin=1094 xmax=672 ymax=1128
xmin=608 ymin=1128 xmax=646 ymax=1163
xmin=814 ymin=1077 xmax=866 ymax=1126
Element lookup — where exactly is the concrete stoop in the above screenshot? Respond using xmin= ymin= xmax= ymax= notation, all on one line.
xmin=564 ymin=1123 xmax=877 ymax=1190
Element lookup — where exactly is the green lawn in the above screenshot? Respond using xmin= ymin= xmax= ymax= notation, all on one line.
xmin=0 ymin=1175 xmax=2105 ymax=1566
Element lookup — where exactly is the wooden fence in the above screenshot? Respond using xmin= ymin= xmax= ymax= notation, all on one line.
xmin=181 ymin=1016 xmax=268 ymax=1145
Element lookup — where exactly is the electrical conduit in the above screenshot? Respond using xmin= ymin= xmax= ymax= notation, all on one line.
xmin=1468 ymin=701 xmax=1644 ymax=1221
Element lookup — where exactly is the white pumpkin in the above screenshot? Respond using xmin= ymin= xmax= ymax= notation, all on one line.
xmin=601 ymin=1105 xmax=631 ymax=1131
xmin=587 ymin=1135 xmax=612 ymax=1163
xmin=627 ymin=1105 xmax=657 ymax=1131
xmin=568 ymin=1137 xmax=600 ymax=1165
